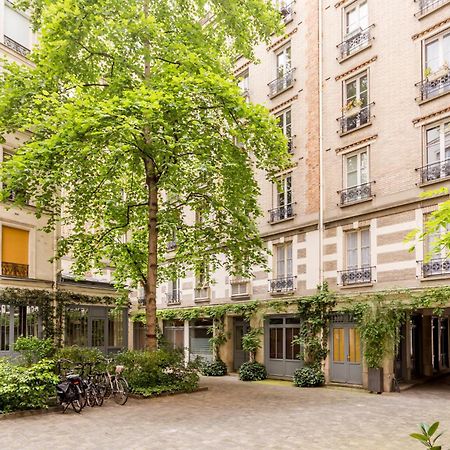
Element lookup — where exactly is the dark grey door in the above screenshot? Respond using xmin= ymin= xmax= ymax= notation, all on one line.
xmin=233 ymin=319 xmax=249 ymax=370
xmin=330 ymin=322 xmax=362 ymax=385
xmin=89 ymin=307 xmax=108 ymax=353
xmin=265 ymin=316 xmax=302 ymax=378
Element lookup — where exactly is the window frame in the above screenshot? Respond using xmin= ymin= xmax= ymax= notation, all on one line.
xmin=424 ymin=119 xmax=450 ymax=165
xmin=275 ymin=242 xmax=293 ymax=279
xmin=276 ymin=44 xmax=292 ymax=78
xmin=344 ymin=147 xmax=369 ymax=189
xmin=343 ymin=0 xmax=369 ymax=37
xmin=343 ymin=70 xmax=369 ymax=110
xmin=423 ymin=30 xmax=450 ymax=76
xmin=345 ymin=228 xmax=371 ymax=270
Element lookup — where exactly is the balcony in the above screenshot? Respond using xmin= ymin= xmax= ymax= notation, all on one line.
xmin=416 ymin=69 xmax=450 ymax=102
xmin=268 ymin=276 xmax=296 ymax=294
xmin=269 ymin=203 xmax=294 ymax=223
xmin=420 ymin=259 xmax=450 ymax=278
xmin=417 ymin=159 xmax=450 ymax=185
xmin=339 ymin=103 xmax=373 ymax=134
xmin=3 ymin=35 xmax=30 ymax=58
xmin=166 ymin=291 xmax=181 ymax=305
xmin=280 ymin=2 xmax=295 ymax=23
xmin=415 ymin=0 xmax=450 ymax=16
xmin=194 ymin=286 xmax=210 ymax=302
xmin=268 ymin=68 xmax=296 ymax=98
xmin=337 ymin=26 xmax=374 ymax=61
xmin=338 ymin=182 xmax=374 ymax=206
xmin=339 ymin=266 xmax=375 ymax=286
xmin=2 ymin=262 xmax=29 ymax=278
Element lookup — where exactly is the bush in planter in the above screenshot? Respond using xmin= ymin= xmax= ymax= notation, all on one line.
xmin=201 ymin=359 xmax=227 ymax=376
xmin=293 ymin=366 xmax=325 ymax=387
xmin=238 ymin=361 xmax=267 ymax=381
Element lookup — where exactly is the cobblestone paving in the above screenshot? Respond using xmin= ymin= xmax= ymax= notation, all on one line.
xmin=1 ymin=375 xmax=450 ymax=450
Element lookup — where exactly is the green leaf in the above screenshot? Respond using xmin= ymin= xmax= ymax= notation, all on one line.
xmin=428 ymin=422 xmax=439 ymax=437
xmin=410 ymin=433 xmax=428 ymax=442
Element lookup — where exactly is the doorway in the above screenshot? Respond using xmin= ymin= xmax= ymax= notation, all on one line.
xmin=233 ymin=318 xmax=249 ymax=371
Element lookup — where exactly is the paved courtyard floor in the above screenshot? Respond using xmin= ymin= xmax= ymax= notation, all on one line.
xmin=1 ymin=375 xmax=450 ymax=450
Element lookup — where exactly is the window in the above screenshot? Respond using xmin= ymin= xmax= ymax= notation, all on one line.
xmin=425 ymin=33 xmax=450 ymax=75
xmin=108 ymin=309 xmax=125 ymax=349
xmin=167 ymin=278 xmax=181 ymax=304
xmin=65 ymin=307 xmax=89 ymax=347
xmin=163 ymin=320 xmax=185 ymax=350
xmin=344 ymin=0 xmax=368 ymax=36
xmin=341 ymin=72 xmax=369 ymax=132
xmin=2 ymin=225 xmax=29 ymax=278
xmin=4 ymin=2 xmax=31 ymax=55
xmin=342 ymin=229 xmax=372 ymax=285
xmin=194 ymin=261 xmax=209 ymax=300
xmin=189 ymin=319 xmax=213 ymax=361
xmin=277 ymin=108 xmax=292 ymax=153
xmin=277 ymin=242 xmax=293 ymax=278
xmin=270 ymin=174 xmax=293 ymax=222
xmin=346 ymin=229 xmax=370 ymax=269
xmin=423 ymin=121 xmax=450 ymax=182
xmin=237 ymin=70 xmax=249 ymax=97
xmin=422 ymin=215 xmax=450 ymax=277
xmin=341 ymin=148 xmax=371 ymax=204
xmin=276 ymin=46 xmax=291 ymax=79
xmin=0 ymin=304 xmax=41 ymax=353
xmin=230 ymin=275 xmax=249 ymax=297
xmin=268 ymin=316 xmax=300 ymax=361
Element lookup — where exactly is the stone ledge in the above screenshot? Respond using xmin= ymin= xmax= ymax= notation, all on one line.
xmin=0 ymin=406 xmax=60 ymax=421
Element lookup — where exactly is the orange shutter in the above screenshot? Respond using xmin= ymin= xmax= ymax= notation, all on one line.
xmin=2 ymin=226 xmax=29 ymax=265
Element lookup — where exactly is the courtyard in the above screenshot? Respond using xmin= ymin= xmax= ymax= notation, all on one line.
xmin=2 ymin=375 xmax=449 ymax=450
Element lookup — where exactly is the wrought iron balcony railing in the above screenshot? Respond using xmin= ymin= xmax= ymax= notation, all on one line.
xmin=339 ymin=103 xmax=373 ymax=134
xmin=416 ymin=71 xmax=450 ymax=101
xmin=417 ymin=159 xmax=450 ymax=184
xmin=339 ymin=266 xmax=375 ymax=286
xmin=194 ymin=286 xmax=210 ymax=301
xmin=420 ymin=259 xmax=450 ymax=278
xmin=280 ymin=2 xmax=295 ymax=23
xmin=268 ymin=68 xmax=296 ymax=98
xmin=269 ymin=203 xmax=294 ymax=223
xmin=287 ymin=138 xmax=293 ymax=154
xmin=1 ymin=262 xmax=29 ymax=278
xmin=338 ymin=181 xmax=374 ymax=206
xmin=3 ymin=35 xmax=30 ymax=58
xmin=166 ymin=291 xmax=181 ymax=305
xmin=416 ymin=0 xmax=450 ymax=16
xmin=268 ymin=276 xmax=296 ymax=294
xmin=337 ymin=25 xmax=374 ymax=60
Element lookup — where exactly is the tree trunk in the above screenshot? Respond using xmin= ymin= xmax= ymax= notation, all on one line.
xmin=144 ymin=160 xmax=158 ymax=351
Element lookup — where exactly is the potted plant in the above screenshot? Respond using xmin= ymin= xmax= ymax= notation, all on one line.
xmin=342 ymin=98 xmax=363 ymax=117
xmin=427 ymin=62 xmax=450 ymax=82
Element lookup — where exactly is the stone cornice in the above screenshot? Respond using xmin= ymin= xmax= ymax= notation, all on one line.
xmin=412 ymin=17 xmax=450 ymax=40
xmin=412 ymin=106 xmax=450 ymax=125
xmin=335 ymin=56 xmax=377 ymax=81
xmin=233 ymin=60 xmax=251 ymax=76
xmin=266 ymin=28 xmax=298 ymax=52
xmin=269 ymin=94 xmax=299 ymax=113
xmin=335 ymin=134 xmax=378 ymax=154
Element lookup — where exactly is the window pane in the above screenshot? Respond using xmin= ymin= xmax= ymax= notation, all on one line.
xmin=361 ymin=229 xmax=371 ymax=266
xmin=427 ymin=126 xmax=441 ymax=163
xmin=108 ymin=309 xmax=124 ymax=348
xmin=425 ymin=40 xmax=440 ymax=73
xmin=359 ymin=1 xmax=368 ymax=29
xmin=444 ymin=122 xmax=450 ymax=160
xmin=4 ymin=5 xmax=30 ymax=48
xmin=286 ymin=243 xmax=293 ymax=277
xmin=444 ymin=34 xmax=450 ymax=67
xmin=285 ymin=327 xmax=300 ymax=360
xmin=65 ymin=308 xmax=88 ymax=347
xmin=333 ymin=328 xmax=345 ymax=362
xmin=277 ymin=246 xmax=285 ymax=277
xmin=347 ymin=155 xmax=358 ymax=186
xmin=346 ymin=8 xmax=358 ymax=34
xmin=92 ymin=319 xmax=105 ymax=348
xmin=347 ymin=232 xmax=358 ymax=268
xmin=360 ymin=151 xmax=368 ymax=184
xmin=346 ymin=80 xmax=357 ymax=102
xmin=270 ymin=328 xmax=283 ymax=359
xmin=0 ymin=305 xmax=11 ymax=351
xmin=349 ymin=328 xmax=361 ymax=363
xmin=25 ymin=306 xmax=40 ymax=338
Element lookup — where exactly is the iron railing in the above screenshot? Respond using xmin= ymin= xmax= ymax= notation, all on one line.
xmin=416 ymin=0 xmax=450 ymax=16
xmin=166 ymin=291 xmax=181 ymax=305
xmin=268 ymin=276 xmax=296 ymax=293
xmin=416 ymin=72 xmax=450 ymax=101
xmin=280 ymin=2 xmax=295 ymax=23
xmin=337 ymin=25 xmax=374 ymax=60
xmin=338 ymin=181 xmax=373 ymax=206
xmin=420 ymin=259 xmax=450 ymax=278
xmin=4 ymin=35 xmax=30 ymax=58
xmin=339 ymin=266 xmax=374 ymax=286
xmin=287 ymin=138 xmax=293 ymax=154
xmin=269 ymin=203 xmax=294 ymax=223
xmin=1 ymin=262 xmax=29 ymax=278
xmin=417 ymin=159 xmax=450 ymax=184
xmin=339 ymin=103 xmax=373 ymax=134
xmin=268 ymin=68 xmax=296 ymax=97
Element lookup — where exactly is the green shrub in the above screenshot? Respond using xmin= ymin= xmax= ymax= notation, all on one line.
xmin=14 ymin=336 xmax=56 ymax=367
xmin=201 ymin=359 xmax=227 ymax=376
xmin=115 ymin=349 xmax=199 ymax=397
xmin=0 ymin=359 xmax=59 ymax=413
xmin=293 ymin=366 xmax=325 ymax=387
xmin=56 ymin=345 xmax=105 ymax=365
xmin=238 ymin=362 xmax=267 ymax=381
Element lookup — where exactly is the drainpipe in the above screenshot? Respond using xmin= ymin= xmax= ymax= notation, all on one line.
xmin=318 ymin=0 xmax=324 ymax=285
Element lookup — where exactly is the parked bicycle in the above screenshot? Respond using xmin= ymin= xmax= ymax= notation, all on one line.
xmin=99 ymin=358 xmax=129 ymax=405
xmin=55 ymin=358 xmax=86 ymax=413
xmin=77 ymin=362 xmax=104 ymax=407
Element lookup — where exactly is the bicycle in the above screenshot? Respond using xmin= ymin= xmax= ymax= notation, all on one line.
xmin=99 ymin=358 xmax=129 ymax=405
xmin=78 ymin=362 xmax=104 ymax=407
xmin=55 ymin=359 xmax=86 ymax=414
xmin=391 ymin=375 xmax=401 ymax=393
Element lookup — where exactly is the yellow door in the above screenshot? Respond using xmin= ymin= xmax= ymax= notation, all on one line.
xmin=1 ymin=226 xmax=29 ymax=277
xmin=333 ymin=328 xmax=345 ymax=362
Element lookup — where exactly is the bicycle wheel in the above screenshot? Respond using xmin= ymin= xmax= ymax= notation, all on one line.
xmin=94 ymin=386 xmax=104 ymax=407
xmin=86 ymin=387 xmax=96 ymax=407
xmin=71 ymin=398 xmax=82 ymax=413
xmin=113 ymin=377 xmax=129 ymax=405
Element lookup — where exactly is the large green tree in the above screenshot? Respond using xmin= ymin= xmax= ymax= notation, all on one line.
xmin=0 ymin=0 xmax=289 ymax=349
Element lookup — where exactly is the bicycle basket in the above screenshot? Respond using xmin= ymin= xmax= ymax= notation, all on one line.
xmin=115 ymin=365 xmax=124 ymax=375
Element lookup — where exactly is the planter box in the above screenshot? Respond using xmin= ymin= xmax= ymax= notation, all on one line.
xmin=368 ymin=367 xmax=384 ymax=394
xmin=344 ymin=106 xmax=362 ymax=117
xmin=428 ymin=68 xmax=450 ymax=82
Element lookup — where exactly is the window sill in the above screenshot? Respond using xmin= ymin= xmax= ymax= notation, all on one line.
xmin=339 ymin=196 xmax=373 ymax=208
xmin=339 ymin=121 xmax=372 ymax=137
xmin=269 ymin=290 xmax=296 ymax=296
xmin=338 ymin=41 xmax=372 ymax=64
xmin=231 ymin=293 xmax=251 ymax=300
xmin=340 ymin=282 xmax=374 ymax=289
xmin=417 ymin=89 xmax=450 ymax=105
xmin=420 ymin=274 xmax=450 ymax=282
xmin=268 ymin=83 xmax=295 ymax=100
xmin=194 ymin=298 xmax=210 ymax=303
xmin=418 ymin=175 xmax=450 ymax=187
